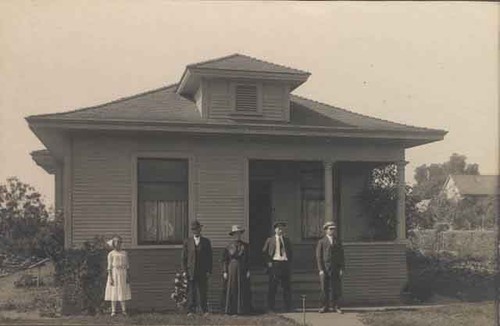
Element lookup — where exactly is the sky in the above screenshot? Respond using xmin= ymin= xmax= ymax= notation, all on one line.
xmin=0 ymin=1 xmax=498 ymax=206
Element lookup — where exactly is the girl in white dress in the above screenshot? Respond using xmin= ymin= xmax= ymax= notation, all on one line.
xmin=105 ymin=235 xmax=131 ymax=316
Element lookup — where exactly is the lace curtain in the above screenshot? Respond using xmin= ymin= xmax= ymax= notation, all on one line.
xmin=139 ymin=200 xmax=188 ymax=243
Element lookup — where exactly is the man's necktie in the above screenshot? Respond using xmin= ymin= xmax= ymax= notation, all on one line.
xmin=278 ymin=237 xmax=284 ymax=257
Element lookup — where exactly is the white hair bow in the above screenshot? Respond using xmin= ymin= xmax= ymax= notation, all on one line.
xmin=106 ymin=239 xmax=114 ymax=247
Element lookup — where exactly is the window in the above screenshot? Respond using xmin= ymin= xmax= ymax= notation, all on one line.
xmin=137 ymin=158 xmax=188 ymax=245
xmin=234 ymin=84 xmax=259 ymax=112
xmin=300 ymin=167 xmax=325 ymax=239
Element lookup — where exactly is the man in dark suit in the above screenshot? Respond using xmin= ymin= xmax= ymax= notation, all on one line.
xmin=182 ymin=220 xmax=213 ymax=315
xmin=316 ymin=221 xmax=344 ymax=313
xmin=262 ymin=221 xmax=293 ymax=312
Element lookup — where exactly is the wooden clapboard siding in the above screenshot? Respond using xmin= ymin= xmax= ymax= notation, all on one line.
xmin=127 ymin=248 xmax=182 ymax=311
xmin=196 ymin=156 xmax=246 ymax=248
xmin=127 ymin=248 xmax=226 ymax=311
xmin=342 ymin=242 xmax=407 ymax=304
xmin=125 ymin=243 xmax=406 ymax=311
xmin=72 ymin=137 xmax=132 ymax=245
xmin=64 ymin=132 xmax=408 ymax=311
xmin=262 ymin=83 xmax=287 ymax=120
xmin=207 ymin=79 xmax=232 ymax=119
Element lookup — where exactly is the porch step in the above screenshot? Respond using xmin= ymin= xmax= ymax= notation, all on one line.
xmin=250 ymin=270 xmax=323 ymax=310
xmin=207 ymin=269 xmax=324 ymax=311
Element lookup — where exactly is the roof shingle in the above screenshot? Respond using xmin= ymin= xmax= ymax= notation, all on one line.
xmin=188 ymin=53 xmax=310 ymax=75
xmin=26 ymin=84 xmax=444 ymax=135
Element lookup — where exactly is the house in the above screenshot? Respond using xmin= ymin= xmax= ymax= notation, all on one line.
xmin=27 ymin=54 xmax=446 ymax=310
xmin=442 ymin=175 xmax=499 ymax=202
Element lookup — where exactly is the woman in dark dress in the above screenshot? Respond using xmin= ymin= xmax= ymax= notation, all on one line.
xmin=221 ymin=225 xmax=251 ymax=315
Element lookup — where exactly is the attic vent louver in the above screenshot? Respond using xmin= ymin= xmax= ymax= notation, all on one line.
xmin=235 ymin=85 xmax=258 ymax=112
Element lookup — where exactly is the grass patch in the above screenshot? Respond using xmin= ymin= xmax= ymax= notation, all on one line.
xmin=361 ymin=302 xmax=493 ymax=326
xmin=0 ymin=313 xmax=299 ymax=325
xmin=0 ymin=262 xmax=62 ymax=318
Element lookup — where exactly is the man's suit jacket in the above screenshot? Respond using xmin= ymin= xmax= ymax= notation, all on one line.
xmin=316 ymin=236 xmax=344 ymax=273
xmin=182 ymin=236 xmax=213 ymax=278
xmin=262 ymin=235 xmax=293 ymax=263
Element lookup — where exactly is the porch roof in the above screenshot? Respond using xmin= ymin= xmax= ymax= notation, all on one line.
xmin=26 ymin=84 xmax=446 ymax=147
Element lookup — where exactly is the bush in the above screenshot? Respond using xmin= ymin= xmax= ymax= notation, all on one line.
xmin=55 ymin=236 xmax=108 ymax=315
xmin=33 ymin=286 xmax=63 ymax=317
xmin=358 ymin=164 xmax=420 ymax=241
xmin=409 ymin=229 xmax=495 ymax=260
xmin=406 ymin=249 xmax=495 ymax=302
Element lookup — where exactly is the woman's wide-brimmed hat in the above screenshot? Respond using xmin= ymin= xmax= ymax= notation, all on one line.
xmin=323 ymin=221 xmax=337 ymax=230
xmin=229 ymin=225 xmax=245 ymax=235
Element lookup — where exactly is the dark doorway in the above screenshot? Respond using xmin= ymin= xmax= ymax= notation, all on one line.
xmin=249 ymin=179 xmax=273 ymax=268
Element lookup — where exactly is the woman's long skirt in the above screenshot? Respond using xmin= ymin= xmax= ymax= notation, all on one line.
xmin=223 ymin=259 xmax=251 ymax=315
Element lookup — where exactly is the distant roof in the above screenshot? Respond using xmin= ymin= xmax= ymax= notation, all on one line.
xmin=450 ymin=175 xmax=499 ymax=196
xmin=26 ymin=84 xmax=441 ymax=134
xmin=187 ymin=53 xmax=310 ymax=75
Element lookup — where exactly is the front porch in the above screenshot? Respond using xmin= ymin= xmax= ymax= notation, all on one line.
xmin=246 ymin=159 xmax=408 ymax=309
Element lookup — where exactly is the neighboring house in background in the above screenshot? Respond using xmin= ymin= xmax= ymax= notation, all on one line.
xmin=27 ymin=54 xmax=446 ymax=311
xmin=442 ymin=175 xmax=499 ymax=202
xmin=415 ymin=199 xmax=431 ymax=213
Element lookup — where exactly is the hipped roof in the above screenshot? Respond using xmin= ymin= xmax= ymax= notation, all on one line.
xmin=26 ymin=54 xmax=446 ymax=151
xmin=26 ymin=84 xmax=443 ymax=134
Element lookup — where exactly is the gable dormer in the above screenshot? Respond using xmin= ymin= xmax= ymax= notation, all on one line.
xmin=176 ymin=54 xmax=310 ymax=122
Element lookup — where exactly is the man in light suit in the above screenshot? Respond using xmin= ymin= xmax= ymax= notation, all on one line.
xmin=262 ymin=221 xmax=293 ymax=312
xmin=316 ymin=221 xmax=344 ymax=313
xmin=182 ymin=220 xmax=213 ymax=315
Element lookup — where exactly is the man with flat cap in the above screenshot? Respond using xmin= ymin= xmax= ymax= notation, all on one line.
xmin=182 ymin=220 xmax=213 ymax=315
xmin=316 ymin=221 xmax=344 ymax=313
xmin=262 ymin=221 xmax=293 ymax=312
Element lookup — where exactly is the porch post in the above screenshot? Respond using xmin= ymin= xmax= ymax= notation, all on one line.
xmin=396 ymin=160 xmax=407 ymax=240
xmin=54 ymin=163 xmax=63 ymax=213
xmin=324 ymin=161 xmax=334 ymax=223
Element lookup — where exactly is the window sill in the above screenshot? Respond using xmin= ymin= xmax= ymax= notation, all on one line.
xmin=229 ymin=111 xmax=263 ymax=118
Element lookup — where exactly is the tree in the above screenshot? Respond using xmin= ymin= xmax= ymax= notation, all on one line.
xmin=0 ymin=177 xmax=50 ymax=256
xmin=359 ymin=164 xmax=421 ymax=240
xmin=413 ymin=153 xmax=480 ymax=200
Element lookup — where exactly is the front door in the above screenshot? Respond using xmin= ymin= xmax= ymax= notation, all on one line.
xmin=249 ymin=179 xmax=273 ymax=268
